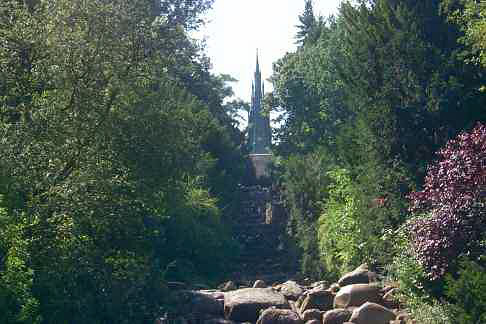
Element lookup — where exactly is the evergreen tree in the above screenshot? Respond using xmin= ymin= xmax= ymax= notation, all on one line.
xmin=296 ymin=0 xmax=318 ymax=45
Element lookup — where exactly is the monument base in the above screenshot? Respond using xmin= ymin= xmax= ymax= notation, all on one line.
xmin=249 ymin=154 xmax=272 ymax=180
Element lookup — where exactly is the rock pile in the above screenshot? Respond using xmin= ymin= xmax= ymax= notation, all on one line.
xmin=157 ymin=264 xmax=414 ymax=324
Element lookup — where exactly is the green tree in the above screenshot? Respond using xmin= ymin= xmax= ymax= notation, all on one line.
xmin=443 ymin=0 xmax=486 ymax=69
xmin=296 ymin=0 xmax=317 ymax=45
xmin=0 ymin=0 xmax=244 ymax=323
xmin=271 ymin=0 xmax=484 ymax=278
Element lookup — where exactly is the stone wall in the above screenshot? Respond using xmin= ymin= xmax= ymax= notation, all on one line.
xmin=249 ymin=154 xmax=272 ymax=180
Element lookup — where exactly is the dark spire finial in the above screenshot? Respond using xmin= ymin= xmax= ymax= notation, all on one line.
xmin=256 ymin=48 xmax=260 ymax=73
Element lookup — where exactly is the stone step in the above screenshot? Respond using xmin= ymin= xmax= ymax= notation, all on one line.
xmin=227 ymin=185 xmax=297 ymax=284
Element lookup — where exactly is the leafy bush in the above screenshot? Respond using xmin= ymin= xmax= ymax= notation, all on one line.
xmin=278 ymin=150 xmax=334 ymax=278
xmin=386 ymin=227 xmax=453 ymax=324
xmin=318 ymin=168 xmax=362 ymax=277
xmin=445 ymin=258 xmax=486 ymax=324
xmin=408 ymin=123 xmax=486 ymax=279
xmin=0 ymin=197 xmax=41 ymax=324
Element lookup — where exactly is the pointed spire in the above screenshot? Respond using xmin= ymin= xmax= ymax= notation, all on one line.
xmin=248 ymin=49 xmax=271 ymax=155
xmin=256 ymin=48 xmax=260 ymax=73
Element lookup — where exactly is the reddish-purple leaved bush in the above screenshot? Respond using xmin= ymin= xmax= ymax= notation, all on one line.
xmin=408 ymin=123 xmax=485 ymax=279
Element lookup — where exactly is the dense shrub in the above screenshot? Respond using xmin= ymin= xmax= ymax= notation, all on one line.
xmin=317 ymin=159 xmax=412 ymax=277
xmin=408 ymin=123 xmax=486 ymax=279
xmin=445 ymin=258 xmax=486 ymax=324
xmin=278 ymin=150 xmax=334 ymax=278
xmin=317 ymin=168 xmax=362 ymax=277
xmin=386 ymin=227 xmax=453 ymax=324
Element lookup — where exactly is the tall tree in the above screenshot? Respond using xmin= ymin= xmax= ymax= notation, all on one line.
xmin=0 ymin=0 xmax=245 ymax=323
xmin=296 ymin=0 xmax=319 ymax=45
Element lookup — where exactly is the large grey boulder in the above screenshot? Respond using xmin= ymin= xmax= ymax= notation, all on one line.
xmin=254 ymin=280 xmax=267 ymax=288
xmin=301 ymin=309 xmax=321 ymax=322
xmin=310 ymin=281 xmax=328 ymax=290
xmin=337 ymin=264 xmax=377 ymax=287
xmin=322 ymin=308 xmax=352 ymax=324
xmin=349 ymin=302 xmax=396 ymax=324
xmin=288 ymin=300 xmax=300 ymax=314
xmin=170 ymin=290 xmax=223 ymax=316
xmin=256 ymin=308 xmax=303 ymax=324
xmin=295 ymin=294 xmax=305 ymax=310
xmin=199 ymin=290 xmax=225 ymax=300
xmin=224 ymin=288 xmax=289 ymax=322
xmin=190 ymin=291 xmax=224 ymax=315
xmin=333 ymin=284 xmax=381 ymax=308
xmin=280 ymin=280 xmax=304 ymax=300
xmin=299 ymin=288 xmax=334 ymax=313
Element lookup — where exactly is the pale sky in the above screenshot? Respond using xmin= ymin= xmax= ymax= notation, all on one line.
xmin=195 ymin=0 xmax=342 ymax=103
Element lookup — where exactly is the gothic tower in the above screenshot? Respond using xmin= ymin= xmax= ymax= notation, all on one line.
xmin=248 ymin=51 xmax=272 ymax=180
xmin=248 ymin=51 xmax=271 ymax=154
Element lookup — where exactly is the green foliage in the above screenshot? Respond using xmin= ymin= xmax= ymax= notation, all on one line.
xmin=318 ymin=162 xmax=412 ymax=278
xmin=443 ymin=0 xmax=486 ymax=69
xmin=386 ymin=227 xmax=453 ymax=324
xmin=445 ymin=258 xmax=486 ymax=324
xmin=318 ymin=169 xmax=360 ymax=274
xmin=277 ymin=149 xmax=334 ymax=278
xmin=271 ymin=15 xmax=348 ymax=155
xmin=272 ymin=2 xmax=484 ymax=320
xmin=0 ymin=198 xmax=41 ymax=324
xmin=0 ymin=0 xmax=245 ymax=323
xmin=318 ymin=168 xmax=362 ymax=277
xmin=295 ymin=0 xmax=323 ymax=45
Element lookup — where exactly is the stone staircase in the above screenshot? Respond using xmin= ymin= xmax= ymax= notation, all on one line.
xmin=229 ymin=185 xmax=298 ymax=285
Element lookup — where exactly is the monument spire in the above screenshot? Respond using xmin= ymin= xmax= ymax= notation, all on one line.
xmin=248 ymin=49 xmax=271 ymax=155
xmin=248 ymin=50 xmax=272 ymax=181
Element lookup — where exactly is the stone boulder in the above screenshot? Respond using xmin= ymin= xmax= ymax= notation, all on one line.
xmin=170 ymin=290 xmax=223 ymax=316
xmin=220 ymin=281 xmax=238 ymax=292
xmin=295 ymin=294 xmax=305 ymax=310
xmin=349 ymin=302 xmax=396 ymax=324
xmin=288 ymin=300 xmax=299 ymax=314
xmin=301 ymin=309 xmax=321 ymax=322
xmin=199 ymin=290 xmax=225 ymax=300
xmin=322 ymin=308 xmax=352 ymax=324
xmin=394 ymin=311 xmax=413 ymax=324
xmin=256 ymin=308 xmax=303 ymax=324
xmin=300 ymin=288 xmax=334 ymax=313
xmin=190 ymin=291 xmax=224 ymax=315
xmin=224 ymin=288 xmax=289 ymax=322
xmin=280 ymin=280 xmax=304 ymax=300
xmin=329 ymin=283 xmax=340 ymax=294
xmin=337 ymin=264 xmax=377 ymax=287
xmin=382 ymin=288 xmax=399 ymax=309
xmin=254 ymin=280 xmax=267 ymax=288
xmin=333 ymin=284 xmax=381 ymax=308
xmin=310 ymin=281 xmax=328 ymax=289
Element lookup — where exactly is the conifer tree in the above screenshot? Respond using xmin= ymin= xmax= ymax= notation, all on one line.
xmin=296 ymin=0 xmax=317 ymax=45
